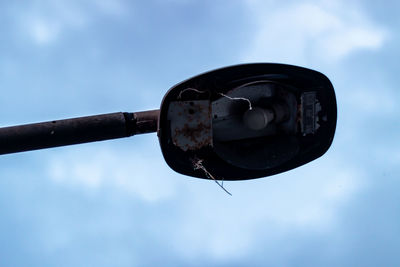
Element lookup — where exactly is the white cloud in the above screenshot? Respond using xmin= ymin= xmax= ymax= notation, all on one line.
xmin=345 ymin=87 xmax=397 ymax=114
xmin=21 ymin=0 xmax=127 ymax=45
xmin=28 ymin=19 xmax=61 ymax=45
xmin=92 ymin=0 xmax=127 ymax=16
xmin=45 ymin=139 xmax=363 ymax=261
xmin=171 ymin=156 xmax=364 ymax=260
xmin=243 ymin=1 xmax=388 ymax=64
xmin=43 ymin=125 xmax=365 ymax=261
xmin=47 ymin=142 xmax=178 ymax=203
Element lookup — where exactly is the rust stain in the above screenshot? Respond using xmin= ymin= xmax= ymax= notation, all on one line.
xmin=172 ymin=121 xmax=212 ymax=151
xmin=169 ymin=100 xmax=212 ymax=151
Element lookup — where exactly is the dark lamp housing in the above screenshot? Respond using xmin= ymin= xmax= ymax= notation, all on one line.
xmin=158 ymin=63 xmax=337 ymax=180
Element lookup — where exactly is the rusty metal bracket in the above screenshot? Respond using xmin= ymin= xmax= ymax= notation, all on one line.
xmin=167 ymin=100 xmax=212 ymax=151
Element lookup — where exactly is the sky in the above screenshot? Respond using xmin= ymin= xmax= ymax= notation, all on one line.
xmin=0 ymin=0 xmax=399 ymax=266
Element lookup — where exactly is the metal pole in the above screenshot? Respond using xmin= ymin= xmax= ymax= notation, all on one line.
xmin=0 ymin=109 xmax=159 ymax=155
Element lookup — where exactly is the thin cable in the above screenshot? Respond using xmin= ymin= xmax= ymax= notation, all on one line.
xmin=219 ymin=93 xmax=253 ymax=110
xmin=177 ymin=88 xmax=209 ymax=99
xmin=192 ymin=158 xmax=232 ymax=196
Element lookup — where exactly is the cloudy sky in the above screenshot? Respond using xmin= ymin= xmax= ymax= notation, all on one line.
xmin=0 ymin=0 xmax=399 ymax=266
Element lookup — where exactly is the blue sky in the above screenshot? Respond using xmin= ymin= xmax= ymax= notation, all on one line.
xmin=0 ymin=0 xmax=399 ymax=266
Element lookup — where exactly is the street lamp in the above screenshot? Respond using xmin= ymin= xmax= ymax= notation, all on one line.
xmin=0 ymin=63 xmax=337 ymax=181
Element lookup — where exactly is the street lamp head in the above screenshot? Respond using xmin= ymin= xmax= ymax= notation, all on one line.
xmin=0 ymin=63 xmax=336 ymax=182
xmin=158 ymin=63 xmax=337 ymax=180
